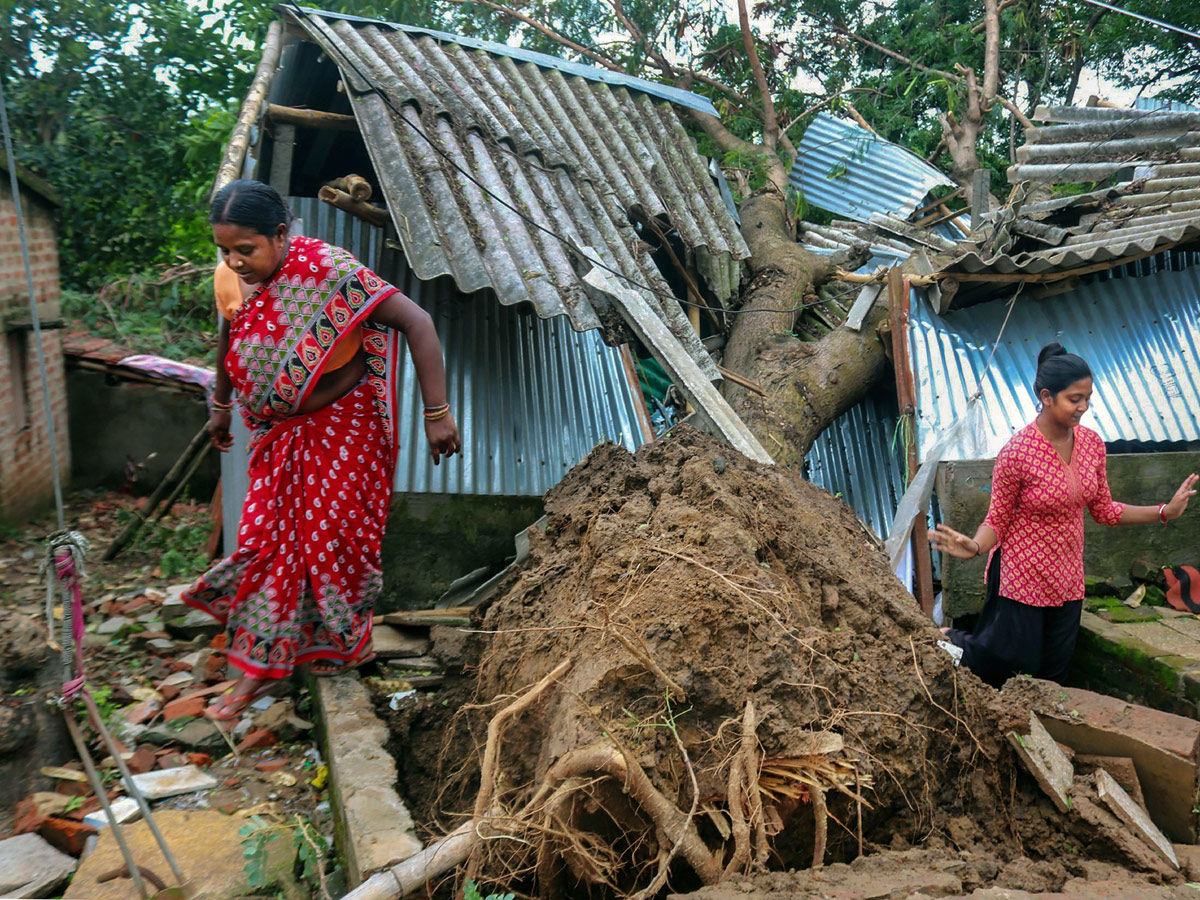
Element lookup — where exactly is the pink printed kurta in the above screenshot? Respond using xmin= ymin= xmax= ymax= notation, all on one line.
xmin=982 ymin=423 xmax=1124 ymax=608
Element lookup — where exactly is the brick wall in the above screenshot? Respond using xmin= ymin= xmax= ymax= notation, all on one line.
xmin=0 ymin=180 xmax=70 ymax=524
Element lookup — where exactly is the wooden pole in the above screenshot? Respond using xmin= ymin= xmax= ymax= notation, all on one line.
xmin=887 ymin=269 xmax=936 ymax=618
xmin=318 ymin=186 xmax=389 ymax=228
xmin=267 ymin=104 xmax=358 ymax=131
xmin=154 ymin=442 xmax=213 ymax=522
xmin=213 ymin=20 xmax=284 ymax=195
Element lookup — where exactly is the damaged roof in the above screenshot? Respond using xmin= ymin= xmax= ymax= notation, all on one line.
xmin=283 ymin=8 xmax=748 ymax=377
xmin=789 ymin=114 xmax=956 ymax=223
xmin=935 ymin=104 xmax=1200 ymax=293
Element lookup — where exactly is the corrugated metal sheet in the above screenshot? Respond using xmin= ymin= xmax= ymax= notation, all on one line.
xmin=909 ymin=261 xmax=1200 ymax=460
xmin=286 ymin=8 xmax=746 ymax=381
xmin=293 ymin=7 xmax=718 ymax=116
xmin=221 ymin=199 xmax=645 ymax=515
xmin=938 ymin=105 xmax=1200 ymax=283
xmin=805 ymin=391 xmax=907 ymax=539
xmin=789 ymin=114 xmax=955 ymax=223
xmin=1134 ymin=97 xmax=1200 ymax=114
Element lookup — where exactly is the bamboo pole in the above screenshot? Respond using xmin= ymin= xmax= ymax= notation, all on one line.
xmin=213 ymin=20 xmax=284 ymax=195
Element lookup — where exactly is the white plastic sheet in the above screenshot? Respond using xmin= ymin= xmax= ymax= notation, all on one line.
xmin=885 ymin=395 xmax=986 ymax=574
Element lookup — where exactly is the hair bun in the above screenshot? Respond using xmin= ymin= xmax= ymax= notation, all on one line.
xmin=1037 ymin=342 xmax=1068 ymax=366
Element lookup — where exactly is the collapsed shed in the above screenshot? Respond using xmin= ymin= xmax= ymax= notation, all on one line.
xmin=805 ymin=101 xmax=1200 ymax=621
xmin=214 ymin=9 xmax=763 ymax=605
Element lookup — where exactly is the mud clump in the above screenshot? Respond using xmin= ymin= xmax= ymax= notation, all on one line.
xmin=386 ymin=428 xmax=1172 ymax=898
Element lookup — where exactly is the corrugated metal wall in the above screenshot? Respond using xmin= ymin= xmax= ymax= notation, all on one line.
xmin=222 ymin=200 xmax=646 ymax=540
xmin=804 ymin=391 xmax=908 ymax=540
xmin=909 ymin=261 xmax=1200 ymax=460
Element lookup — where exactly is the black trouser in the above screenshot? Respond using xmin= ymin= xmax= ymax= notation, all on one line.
xmin=945 ymin=549 xmax=1082 ymax=688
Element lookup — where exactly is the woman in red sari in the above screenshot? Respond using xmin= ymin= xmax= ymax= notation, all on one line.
xmin=185 ymin=180 xmax=460 ymax=719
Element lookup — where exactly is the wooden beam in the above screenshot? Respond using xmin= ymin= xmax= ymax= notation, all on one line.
xmin=317 ymin=186 xmax=389 ymax=228
xmin=269 ymin=123 xmax=296 ymax=197
xmin=267 ymin=103 xmax=358 ymax=132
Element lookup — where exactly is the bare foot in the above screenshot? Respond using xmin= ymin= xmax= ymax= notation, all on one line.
xmin=205 ymin=677 xmax=280 ymax=721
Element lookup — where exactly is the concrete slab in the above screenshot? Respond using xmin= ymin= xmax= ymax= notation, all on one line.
xmin=1040 ymin=687 xmax=1200 ymax=843
xmin=1112 ymin=621 xmax=1200 ymax=659
xmin=1074 ymin=755 xmax=1146 ymax=811
xmin=1160 ymin=615 xmax=1200 ymax=639
xmin=371 ymin=623 xmax=432 ymax=660
xmin=1096 ymin=768 xmax=1179 ymax=868
xmin=310 ymin=672 xmax=423 ymax=886
xmin=128 ymin=764 xmax=217 ymax=800
xmin=1008 ymin=713 xmax=1074 ymax=813
xmin=0 ymin=832 xmax=77 ymax=899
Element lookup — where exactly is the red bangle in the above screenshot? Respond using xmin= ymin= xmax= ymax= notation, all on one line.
xmin=1159 ymin=503 xmax=1169 ymax=526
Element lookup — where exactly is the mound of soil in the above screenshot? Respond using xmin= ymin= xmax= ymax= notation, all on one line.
xmin=383 ymin=428 xmax=1176 ymax=898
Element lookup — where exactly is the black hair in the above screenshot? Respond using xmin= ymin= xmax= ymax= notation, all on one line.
xmin=209 ymin=179 xmax=292 ymax=237
xmin=1033 ymin=342 xmax=1092 ymax=400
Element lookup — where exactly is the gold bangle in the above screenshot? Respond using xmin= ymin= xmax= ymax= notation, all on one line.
xmin=211 ymin=399 xmax=233 ymax=411
xmin=423 ymin=407 xmax=450 ymax=421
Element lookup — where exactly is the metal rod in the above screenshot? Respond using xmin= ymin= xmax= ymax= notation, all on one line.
xmin=79 ymin=691 xmax=188 ymax=886
xmin=62 ymin=711 xmax=150 ymax=900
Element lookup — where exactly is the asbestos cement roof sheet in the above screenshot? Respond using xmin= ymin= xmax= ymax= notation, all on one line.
xmin=789 ymin=114 xmax=955 ymax=223
xmin=285 ymin=9 xmax=744 ymax=377
xmin=908 ymin=259 xmax=1200 ymax=460
xmin=936 ymin=105 xmax=1200 ymax=282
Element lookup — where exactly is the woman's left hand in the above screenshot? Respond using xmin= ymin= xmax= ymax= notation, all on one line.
xmin=425 ymin=414 xmax=461 ymax=465
xmin=1165 ymin=473 xmax=1199 ymax=520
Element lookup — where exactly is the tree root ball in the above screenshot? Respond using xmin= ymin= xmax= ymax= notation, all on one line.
xmin=390 ymin=428 xmax=1172 ymax=898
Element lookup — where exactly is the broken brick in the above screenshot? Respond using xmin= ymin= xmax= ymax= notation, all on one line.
xmin=210 ymin=633 xmax=229 ymax=651
xmin=161 ymin=695 xmax=207 ymax=722
xmin=157 ymin=752 xmax=186 ymax=771
xmin=122 ymin=595 xmax=152 ymax=614
xmin=224 ymin=777 xmax=243 ymax=788
xmin=159 ymin=683 xmax=182 ymax=703
xmin=235 ymin=729 xmax=278 ymax=753
xmin=122 ymin=700 xmax=160 ymax=726
xmin=187 ymin=753 xmax=213 ymax=768
xmin=38 ymin=816 xmax=98 ymax=857
xmin=254 ymin=758 xmax=288 ymax=772
xmin=123 ymin=746 xmax=158 ymax=776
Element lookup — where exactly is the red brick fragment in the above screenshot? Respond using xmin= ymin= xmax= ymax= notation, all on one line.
xmin=254 ymin=758 xmax=288 ymax=772
xmin=39 ymin=816 xmax=98 ymax=857
xmin=210 ymin=633 xmax=229 ymax=651
xmin=124 ymin=746 xmax=157 ymax=775
xmin=235 ymin=729 xmax=278 ymax=753
xmin=159 ymin=683 xmax=182 ymax=702
xmin=122 ymin=700 xmax=160 ymax=726
xmin=161 ymin=695 xmax=207 ymax=722
xmin=157 ymin=752 xmax=186 ymax=770
xmin=187 ymin=752 xmax=213 ymax=768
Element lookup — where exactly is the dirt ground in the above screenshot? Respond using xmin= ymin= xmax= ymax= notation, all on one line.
xmin=383 ymin=428 xmax=1188 ymax=899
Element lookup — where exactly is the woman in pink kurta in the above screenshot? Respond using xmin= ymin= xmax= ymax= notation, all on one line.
xmin=931 ymin=343 xmax=1196 ymax=687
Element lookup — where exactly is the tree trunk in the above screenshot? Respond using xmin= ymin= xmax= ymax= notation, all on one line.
xmin=721 ymin=190 xmax=890 ymax=469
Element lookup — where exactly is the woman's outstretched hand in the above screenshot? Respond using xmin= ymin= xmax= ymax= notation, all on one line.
xmin=1165 ymin=473 xmax=1199 ymax=521
xmin=425 ymin=414 xmax=461 ymax=465
xmin=929 ymin=523 xmax=980 ymax=559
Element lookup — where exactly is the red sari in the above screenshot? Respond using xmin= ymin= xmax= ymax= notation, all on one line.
xmin=184 ymin=236 xmax=401 ymax=678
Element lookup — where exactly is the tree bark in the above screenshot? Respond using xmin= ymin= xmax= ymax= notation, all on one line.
xmin=721 ymin=191 xmax=890 ymax=468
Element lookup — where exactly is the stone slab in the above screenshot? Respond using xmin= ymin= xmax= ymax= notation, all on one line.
xmin=83 ymin=796 xmax=142 ymax=829
xmin=1008 ymin=713 xmax=1073 ymax=813
xmin=1096 ymin=768 xmax=1179 ymax=868
xmin=1161 ymin=615 xmax=1200 ymax=639
xmin=0 ymin=832 xmax=77 ymax=899
xmin=128 ymin=764 xmax=217 ymax=800
xmin=310 ymin=672 xmax=423 ymax=886
xmin=1075 ymin=755 xmax=1146 ymax=811
xmin=370 ymin=623 xmax=432 ymax=660
xmin=1112 ymin=621 xmax=1200 ymax=660
xmin=1040 ymin=687 xmax=1200 ymax=843
xmin=67 ymin=808 xmax=292 ymax=900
